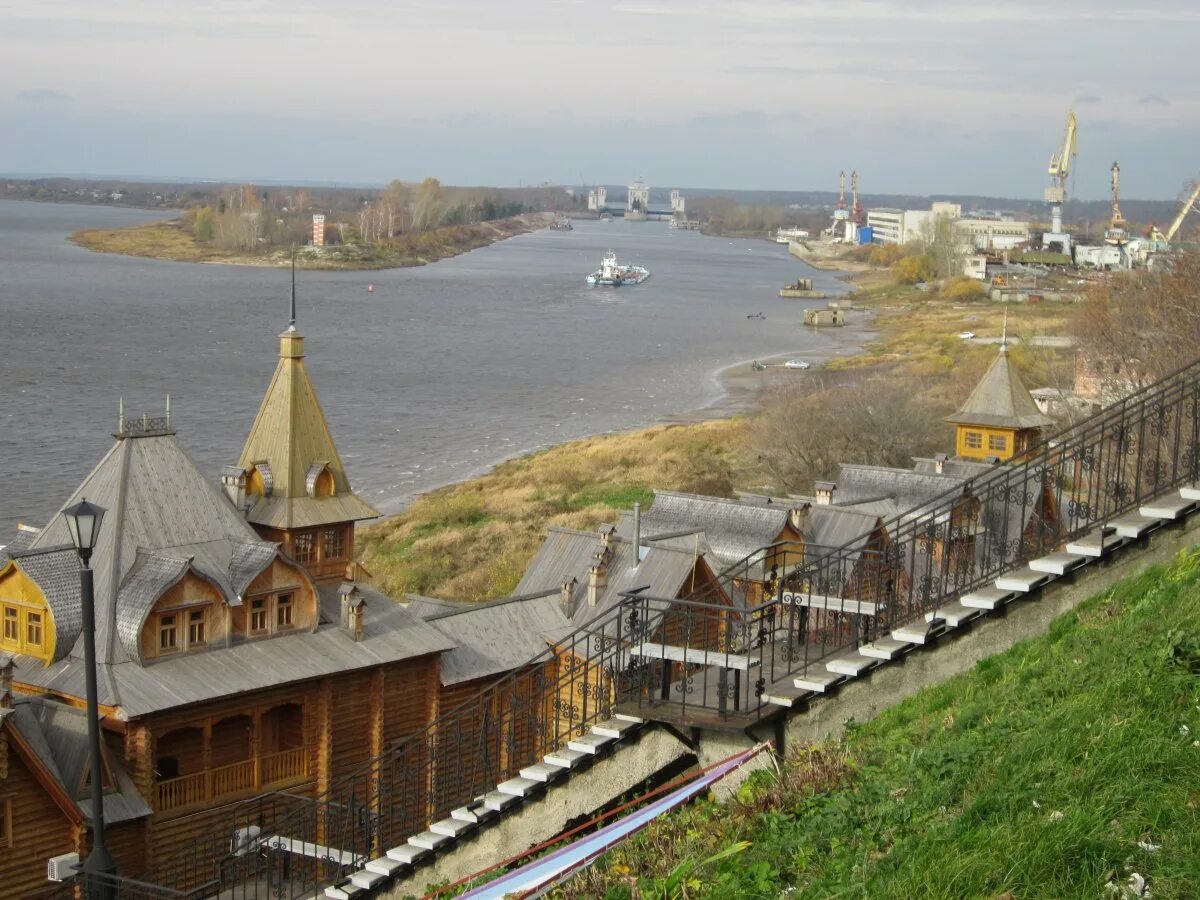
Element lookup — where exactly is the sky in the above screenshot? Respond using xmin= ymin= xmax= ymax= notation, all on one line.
xmin=2 ymin=0 xmax=1198 ymax=200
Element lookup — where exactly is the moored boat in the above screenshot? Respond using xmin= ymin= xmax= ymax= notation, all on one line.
xmin=586 ymin=251 xmax=651 ymax=286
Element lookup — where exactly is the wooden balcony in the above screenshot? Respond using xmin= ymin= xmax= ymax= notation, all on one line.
xmin=156 ymin=748 xmax=309 ymax=813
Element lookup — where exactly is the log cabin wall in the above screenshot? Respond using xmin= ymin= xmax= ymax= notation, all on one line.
xmin=0 ymin=732 xmax=76 ymax=898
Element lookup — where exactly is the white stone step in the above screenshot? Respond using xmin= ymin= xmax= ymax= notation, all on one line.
xmin=593 ymin=718 xmax=640 ymax=739
xmin=761 ymin=683 xmax=813 ymax=708
xmin=960 ymin=587 xmax=1014 ymax=610
xmin=1111 ymin=512 xmax=1159 ymax=539
xmin=481 ymin=790 xmax=520 ymax=813
xmin=325 ymin=883 xmax=365 ymax=899
xmin=793 ymin=670 xmax=844 ymax=693
xmin=925 ymin=602 xmax=979 ymax=628
xmin=496 ymin=776 xmax=540 ymax=798
xmin=568 ymin=732 xmax=616 ymax=755
xmin=365 ymin=855 xmax=408 ymax=877
xmin=519 ymin=761 xmax=566 ymax=783
xmin=385 ymin=844 xmax=429 ymax=866
xmin=430 ymin=817 xmax=475 ymax=839
xmin=1066 ymin=529 xmax=1116 ymax=558
xmin=1140 ymin=496 xmax=1194 ymax=520
xmin=858 ymin=636 xmax=912 ymax=660
xmin=825 ymin=653 xmax=876 ymax=677
xmin=451 ymin=801 xmax=487 ymax=824
xmin=1180 ymin=484 xmax=1200 ymax=501
xmin=544 ymin=747 xmax=589 ymax=769
xmin=1029 ymin=551 xmax=1088 ymax=575
xmin=408 ymin=830 xmax=452 ymax=851
xmin=995 ymin=566 xmax=1051 ymax=593
xmin=350 ymin=870 xmax=386 ymax=890
xmin=613 ymin=712 xmax=645 ymax=724
xmin=892 ymin=623 xmax=935 ymax=645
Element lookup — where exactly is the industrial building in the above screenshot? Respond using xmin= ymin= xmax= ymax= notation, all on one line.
xmin=865 ymin=201 xmax=1029 ymax=252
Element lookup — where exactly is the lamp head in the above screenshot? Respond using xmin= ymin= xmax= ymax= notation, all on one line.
xmin=64 ymin=498 xmax=106 ymax=564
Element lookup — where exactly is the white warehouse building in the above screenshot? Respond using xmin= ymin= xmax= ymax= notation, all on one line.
xmin=866 ymin=201 xmax=1029 ymax=252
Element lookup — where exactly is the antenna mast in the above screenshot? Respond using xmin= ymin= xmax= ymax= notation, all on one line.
xmin=289 ymin=248 xmax=297 ymax=329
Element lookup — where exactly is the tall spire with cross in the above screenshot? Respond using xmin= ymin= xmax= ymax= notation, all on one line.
xmin=289 ymin=248 xmax=297 ymax=332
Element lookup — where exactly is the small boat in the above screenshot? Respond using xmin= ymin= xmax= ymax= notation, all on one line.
xmin=550 ymin=214 xmax=573 ymax=231
xmin=586 ymin=251 xmax=650 ymax=286
xmin=367 ymin=284 xmax=375 ymax=293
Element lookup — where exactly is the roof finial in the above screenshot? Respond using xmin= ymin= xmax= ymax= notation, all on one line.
xmin=288 ymin=248 xmax=297 ymax=332
xmin=165 ymin=394 xmax=171 ymax=427
xmin=118 ymin=397 xmax=124 ymax=433
xmin=1000 ymin=305 xmax=1009 ymax=354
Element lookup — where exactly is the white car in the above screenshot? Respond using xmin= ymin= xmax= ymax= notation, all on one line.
xmin=959 ymin=331 xmax=976 ymax=340
xmin=784 ymin=359 xmax=811 ymax=370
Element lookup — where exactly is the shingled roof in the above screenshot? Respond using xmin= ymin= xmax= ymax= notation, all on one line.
xmin=945 ymin=349 xmax=1056 ymax=430
xmin=640 ymin=491 xmax=791 ymax=570
xmin=236 ymin=328 xmax=378 ymax=530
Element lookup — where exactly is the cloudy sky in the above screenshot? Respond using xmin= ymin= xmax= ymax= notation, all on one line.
xmin=2 ymin=0 xmax=1197 ymax=199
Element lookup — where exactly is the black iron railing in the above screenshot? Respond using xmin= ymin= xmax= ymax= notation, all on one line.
xmin=129 ymin=356 xmax=1200 ymax=896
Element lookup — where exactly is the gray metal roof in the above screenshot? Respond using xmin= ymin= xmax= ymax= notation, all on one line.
xmin=0 ymin=526 xmax=39 ymax=566
xmin=114 ymin=551 xmax=192 ymax=661
xmin=945 ymin=350 xmax=1056 ymax=430
xmin=836 ymin=464 xmax=970 ymax=520
xmin=413 ymin=593 xmax=569 ymax=686
xmin=5 ymin=546 xmax=82 ymax=662
xmin=641 ymin=491 xmax=790 ymax=570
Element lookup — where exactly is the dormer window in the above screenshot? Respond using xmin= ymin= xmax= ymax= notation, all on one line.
xmin=25 ymin=612 xmax=43 ymax=648
xmin=306 ymin=462 xmax=335 ymax=498
xmin=158 ymin=613 xmax=179 ymax=652
xmin=247 ymin=462 xmax=274 ymax=498
xmin=187 ymin=608 xmax=207 ymax=646
xmin=2 ymin=608 xmax=16 ymax=642
xmin=276 ymin=593 xmax=294 ymax=629
xmin=250 ymin=598 xmax=269 ymax=634
xmin=245 ymin=590 xmax=304 ymax=638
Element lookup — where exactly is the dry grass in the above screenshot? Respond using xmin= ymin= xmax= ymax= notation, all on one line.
xmin=358 ymin=420 xmax=746 ymax=601
xmin=70 ymin=221 xmax=230 ymax=262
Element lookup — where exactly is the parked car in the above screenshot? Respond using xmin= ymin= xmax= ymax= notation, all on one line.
xmin=784 ymin=359 xmax=811 ymax=370
xmin=959 ymin=331 xmax=976 ymax=340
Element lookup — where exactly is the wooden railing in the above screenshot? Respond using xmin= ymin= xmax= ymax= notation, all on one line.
xmin=157 ymin=749 xmax=309 ymax=813
xmin=261 ymin=747 xmax=308 ymax=786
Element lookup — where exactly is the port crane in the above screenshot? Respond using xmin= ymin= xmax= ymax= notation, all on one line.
xmin=1147 ymin=180 xmax=1200 ymax=250
xmin=837 ymin=171 xmax=846 ymax=212
xmin=1042 ymin=109 xmax=1077 ymax=250
xmin=850 ymin=170 xmax=864 ymax=225
xmin=1105 ymin=161 xmax=1127 ymax=245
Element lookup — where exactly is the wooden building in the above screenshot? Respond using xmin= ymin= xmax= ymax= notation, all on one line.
xmin=945 ymin=345 xmax=1055 ymax=462
xmin=0 ymin=324 xmax=454 ymax=888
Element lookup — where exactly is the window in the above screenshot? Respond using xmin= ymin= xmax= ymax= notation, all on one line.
xmin=25 ymin=612 xmax=43 ymax=648
xmin=187 ymin=608 xmax=207 ymax=646
xmin=158 ymin=613 xmax=178 ymax=652
xmin=965 ymin=431 xmax=983 ymax=450
xmin=276 ymin=593 xmax=294 ymax=628
xmin=293 ymin=531 xmax=315 ymax=564
xmin=250 ymin=598 xmax=268 ymax=634
xmin=2 ymin=607 xmax=16 ymax=642
xmin=323 ymin=526 xmax=345 ymax=560
xmin=988 ymin=434 xmax=1008 ymax=452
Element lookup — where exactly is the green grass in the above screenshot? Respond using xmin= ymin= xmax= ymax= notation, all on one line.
xmin=565 ymin=547 xmax=1200 ymax=899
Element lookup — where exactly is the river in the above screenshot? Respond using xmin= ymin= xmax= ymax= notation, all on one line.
xmin=0 ymin=200 xmax=857 ymax=537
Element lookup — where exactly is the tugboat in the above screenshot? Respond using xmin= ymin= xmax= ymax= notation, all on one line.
xmin=586 ymin=251 xmax=651 ymax=286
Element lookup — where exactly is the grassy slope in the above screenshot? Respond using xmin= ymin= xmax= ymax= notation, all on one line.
xmin=566 ymin=548 xmax=1200 ymax=899
xmin=358 ymin=421 xmax=743 ymax=601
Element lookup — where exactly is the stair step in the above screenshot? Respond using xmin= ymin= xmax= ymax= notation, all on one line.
xmin=1029 ymin=551 xmax=1088 ymax=575
xmin=925 ymin=602 xmax=979 ymax=628
xmin=519 ymin=761 xmax=567 ymax=784
xmin=858 ymin=636 xmax=912 ymax=660
xmin=568 ymin=732 xmax=616 ymax=755
xmin=825 ymin=653 xmax=876 ymax=677
xmin=892 ymin=623 xmax=936 ymax=644
xmin=762 ymin=683 xmax=813 ymax=708
xmin=451 ymin=800 xmax=488 ymax=824
xmin=793 ymin=670 xmax=844 ymax=693
xmin=544 ymin=747 xmax=589 ymax=769
xmin=385 ymin=844 xmax=430 ymax=866
xmin=960 ymin=587 xmax=1014 ymax=610
xmin=995 ymin=566 xmax=1051 ymax=593
xmin=365 ymin=855 xmax=408 ymax=877
xmin=497 ymin=776 xmax=540 ymax=798
xmin=613 ymin=712 xmax=645 ymax=724
xmin=1110 ymin=512 xmax=1159 ymax=539
xmin=325 ymin=882 xmax=365 ymax=899
xmin=1066 ymin=529 xmax=1116 ymax=558
xmin=593 ymin=718 xmax=640 ymax=739
xmin=481 ymin=790 xmax=521 ymax=813
xmin=430 ymin=817 xmax=476 ymax=839
xmin=350 ymin=870 xmax=386 ymax=890
xmin=1180 ymin=484 xmax=1200 ymax=501
xmin=408 ymin=830 xmax=453 ymax=852
xmin=1140 ymin=496 xmax=1194 ymax=520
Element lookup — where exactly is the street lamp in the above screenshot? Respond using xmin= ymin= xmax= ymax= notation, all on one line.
xmin=63 ymin=498 xmax=116 ymax=897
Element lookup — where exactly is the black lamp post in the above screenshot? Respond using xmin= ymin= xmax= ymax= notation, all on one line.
xmin=64 ymin=498 xmax=117 ymax=898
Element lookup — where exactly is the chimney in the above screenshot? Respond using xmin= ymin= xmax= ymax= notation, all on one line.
xmin=814 ymin=481 xmax=836 ymax=506
xmin=0 ymin=655 xmax=13 ymax=710
xmin=934 ymin=453 xmax=948 ymax=475
xmin=560 ymin=577 xmax=577 ymax=610
xmin=631 ymin=502 xmax=641 ymax=567
xmin=348 ymin=599 xmax=366 ymax=642
xmin=221 ymin=466 xmax=248 ymax=513
xmin=587 ymin=553 xmax=609 ymax=607
xmin=599 ymin=524 xmax=616 ymax=549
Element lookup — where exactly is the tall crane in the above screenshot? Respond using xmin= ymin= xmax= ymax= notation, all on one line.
xmin=837 ymin=171 xmax=846 ymax=211
xmin=850 ymin=170 xmax=864 ymax=225
xmin=1043 ymin=109 xmax=1077 ymax=241
xmin=1105 ymin=161 xmax=1127 ymax=245
xmin=1148 ymin=180 xmax=1200 ymax=250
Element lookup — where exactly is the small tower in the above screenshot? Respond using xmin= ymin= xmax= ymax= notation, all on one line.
xmin=946 ymin=337 xmax=1054 ymax=461
xmin=312 ymin=213 xmax=326 ymax=247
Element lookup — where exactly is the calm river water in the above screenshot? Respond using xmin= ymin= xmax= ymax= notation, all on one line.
xmin=0 ymin=200 xmax=853 ymax=536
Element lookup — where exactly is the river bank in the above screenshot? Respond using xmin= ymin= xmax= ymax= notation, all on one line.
xmin=67 ymin=211 xmax=553 ymax=270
